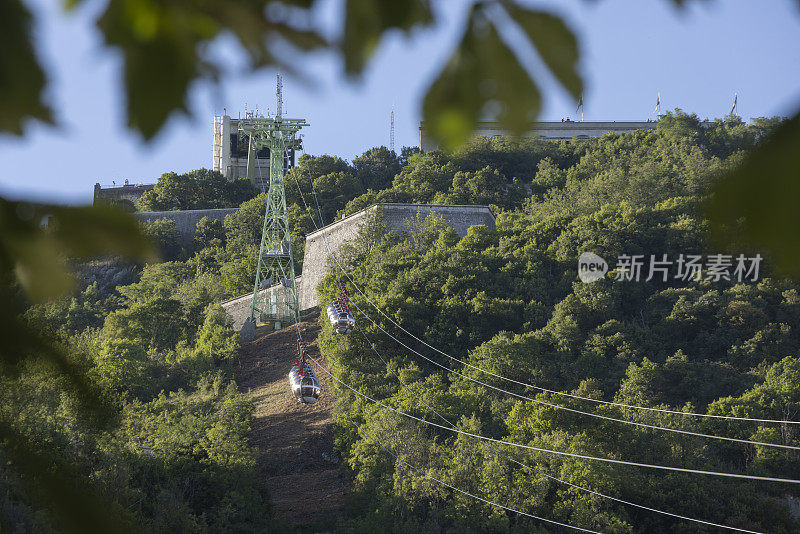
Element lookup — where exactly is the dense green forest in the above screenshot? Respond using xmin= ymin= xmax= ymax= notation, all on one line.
xmin=4 ymin=111 xmax=799 ymax=532
xmin=318 ymin=113 xmax=800 ymax=533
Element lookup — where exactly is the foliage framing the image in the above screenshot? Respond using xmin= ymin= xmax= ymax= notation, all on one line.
xmin=0 ymin=0 xmax=53 ymax=134
xmin=708 ymin=115 xmax=800 ymax=275
xmin=4 ymin=0 xmax=796 ymax=266
xmin=5 ymin=0 xmax=588 ymax=147
xmin=0 ymin=199 xmax=155 ymax=532
xmin=2 ymin=0 xmax=800 ymax=530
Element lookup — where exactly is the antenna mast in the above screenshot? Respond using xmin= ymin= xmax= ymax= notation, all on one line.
xmin=390 ymin=104 xmax=395 ymax=152
xmin=276 ymin=73 xmax=283 ymax=119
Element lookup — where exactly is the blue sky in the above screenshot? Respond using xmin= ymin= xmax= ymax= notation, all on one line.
xmin=1 ymin=0 xmax=799 ymax=205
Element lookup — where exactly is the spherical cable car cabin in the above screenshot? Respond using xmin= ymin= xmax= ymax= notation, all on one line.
xmin=290 ymin=338 xmax=322 ymax=404
xmin=327 ymin=280 xmax=356 ymax=334
xmin=327 ymin=300 xmax=356 ymax=334
xmin=289 ymin=363 xmax=321 ymax=404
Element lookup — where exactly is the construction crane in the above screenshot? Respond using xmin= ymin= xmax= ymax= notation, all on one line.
xmin=240 ymin=74 xmax=308 ymax=337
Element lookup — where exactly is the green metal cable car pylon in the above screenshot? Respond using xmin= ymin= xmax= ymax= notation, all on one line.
xmin=240 ymin=74 xmax=308 ymax=339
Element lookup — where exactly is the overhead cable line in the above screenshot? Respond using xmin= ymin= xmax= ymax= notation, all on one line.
xmin=288 ymin=177 xmax=773 ymax=532
xmin=349 ymin=281 xmax=796 ymax=424
xmin=349 ymin=298 xmax=800 ymax=451
xmin=330 ymin=401 xmax=606 ymax=534
xmin=344 ymin=312 xmax=768 ymax=532
xmin=310 ymin=354 xmax=800 ymax=486
xmin=298 ymin=179 xmax=796 ymax=426
xmin=342 ymin=264 xmax=798 ymax=424
xmin=276 ymin=254 xmax=605 ymax=534
xmin=296 ymin=179 xmax=800 ymax=451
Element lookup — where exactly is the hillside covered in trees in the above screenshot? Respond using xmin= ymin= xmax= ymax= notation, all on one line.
xmin=5 ymin=112 xmax=799 ymax=532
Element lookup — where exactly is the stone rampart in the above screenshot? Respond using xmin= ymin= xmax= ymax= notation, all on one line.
xmin=93 ymin=183 xmax=155 ymax=210
xmin=221 ymin=276 xmax=302 ymax=331
xmin=135 ymin=208 xmax=239 ymax=244
xmin=219 ymin=203 xmax=494 ymax=331
xmin=297 ymin=203 xmax=495 ymax=310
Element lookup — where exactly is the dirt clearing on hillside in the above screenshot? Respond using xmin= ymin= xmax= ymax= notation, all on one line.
xmin=236 ymin=316 xmax=349 ymax=527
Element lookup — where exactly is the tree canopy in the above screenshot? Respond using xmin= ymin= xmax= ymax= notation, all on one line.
xmin=6 ymin=116 xmax=800 ymax=532
xmin=137 ymin=169 xmax=256 ymax=212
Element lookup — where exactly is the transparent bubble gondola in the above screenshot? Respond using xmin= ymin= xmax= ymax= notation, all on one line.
xmin=290 ymin=338 xmax=321 ymax=404
xmin=327 ymin=280 xmax=355 ymax=334
xmin=289 ymin=362 xmax=321 ymax=404
xmin=327 ymin=300 xmax=356 ymax=334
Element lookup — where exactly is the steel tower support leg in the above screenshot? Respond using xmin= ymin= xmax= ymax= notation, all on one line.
xmin=246 ymin=135 xmax=258 ymax=189
xmin=248 ymin=130 xmax=299 ymax=327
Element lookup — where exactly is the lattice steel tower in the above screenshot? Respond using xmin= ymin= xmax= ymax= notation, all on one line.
xmin=241 ymin=74 xmax=308 ymax=329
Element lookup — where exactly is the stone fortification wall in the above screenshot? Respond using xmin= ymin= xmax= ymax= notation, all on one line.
xmin=93 ymin=183 xmax=155 ymax=210
xmin=217 ymin=203 xmax=495 ymax=332
xmin=298 ymin=203 xmax=494 ymax=311
xmin=135 ymin=208 xmax=239 ymax=244
xmin=220 ymin=276 xmax=302 ymax=332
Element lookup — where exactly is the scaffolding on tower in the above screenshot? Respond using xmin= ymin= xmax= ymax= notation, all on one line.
xmin=240 ymin=74 xmax=308 ymax=334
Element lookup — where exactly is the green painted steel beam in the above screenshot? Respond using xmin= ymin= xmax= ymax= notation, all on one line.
xmin=240 ymin=115 xmax=308 ymax=327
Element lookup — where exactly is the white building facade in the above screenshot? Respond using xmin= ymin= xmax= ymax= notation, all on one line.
xmin=213 ymin=114 xmax=296 ymax=180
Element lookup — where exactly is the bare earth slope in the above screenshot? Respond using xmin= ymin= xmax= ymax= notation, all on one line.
xmin=236 ymin=316 xmax=348 ymax=526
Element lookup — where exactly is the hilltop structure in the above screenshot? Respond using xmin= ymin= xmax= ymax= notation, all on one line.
xmin=418 ymin=120 xmax=659 ymax=151
xmin=221 ymin=203 xmax=495 ymax=333
xmin=94 ymin=117 xmax=659 ymax=209
xmin=93 ymin=110 xmax=300 ymax=210
xmin=93 ymin=182 xmax=154 ymax=211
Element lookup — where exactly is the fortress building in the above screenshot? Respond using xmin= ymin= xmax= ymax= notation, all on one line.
xmin=93 ymin=181 xmax=154 ymax=211
xmin=94 ymin=111 xmax=299 ymax=207
xmin=221 ymin=203 xmax=495 ymax=332
xmin=418 ymin=120 xmax=659 ymax=151
xmin=95 ymin=115 xmax=658 ymax=208
xmin=213 ymin=113 xmax=297 ymax=180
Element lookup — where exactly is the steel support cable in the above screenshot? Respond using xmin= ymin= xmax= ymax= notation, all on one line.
xmin=309 ymin=354 xmax=800 ymax=487
xmin=294 ymin=179 xmax=800 ymax=451
xmin=329 ymin=401 xmax=606 ymax=534
xmin=276 ymin=259 xmax=604 ymax=534
xmin=332 ymin=256 xmax=797 ymax=425
xmin=296 ymin=179 xmax=800 ymax=450
xmin=284 ymin=252 xmax=770 ymax=532
xmin=344 ymin=314 xmax=766 ymax=532
xmin=288 ymin=178 xmax=773 ymax=531
xmin=298 ymin=180 xmax=797 ymax=426
xmin=318 ymin=364 xmax=774 ymax=534
xmin=353 ymin=297 xmax=800 ymax=451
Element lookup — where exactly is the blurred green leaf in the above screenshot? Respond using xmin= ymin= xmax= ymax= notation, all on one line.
xmin=708 ymin=112 xmax=800 ymax=274
xmin=0 ymin=292 xmax=112 ymax=427
xmin=97 ymin=0 xmax=326 ymax=139
xmin=0 ymin=284 xmax=52 ymax=368
xmin=97 ymin=0 xmax=209 ymax=139
xmin=47 ymin=203 xmax=158 ymax=260
xmin=342 ymin=0 xmax=434 ymax=76
xmin=0 ymin=0 xmax=54 ymax=135
xmin=0 ymin=198 xmax=152 ymax=422
xmin=10 ymin=235 xmax=74 ymax=302
xmin=0 ymin=421 xmax=138 ymax=533
xmin=422 ymin=4 xmax=542 ymax=150
xmin=0 ymin=199 xmax=156 ymax=302
xmin=501 ymin=1 xmax=582 ymax=99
